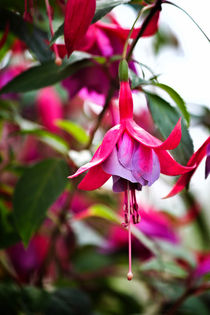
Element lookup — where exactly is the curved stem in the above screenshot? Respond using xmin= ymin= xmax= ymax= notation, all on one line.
xmin=127 ymin=0 xmax=162 ymax=61
xmin=122 ymin=7 xmax=145 ymax=59
xmin=163 ymin=1 xmax=210 ymax=43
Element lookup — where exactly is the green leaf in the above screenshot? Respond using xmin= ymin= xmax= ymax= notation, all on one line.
xmin=146 ymin=93 xmax=194 ymax=164
xmin=45 ymin=288 xmax=92 ymax=315
xmin=56 ymin=120 xmax=89 ymax=145
xmin=154 ymin=83 xmax=190 ymax=126
xmin=13 ymin=159 xmax=68 ymax=245
xmin=19 ymin=128 xmax=69 ymax=155
xmin=141 ymin=258 xmax=188 ymax=278
xmin=0 ymin=8 xmax=53 ymax=63
xmin=0 ymin=52 xmax=92 ymax=94
xmin=51 ymin=0 xmax=131 ymax=43
xmin=130 ymin=70 xmax=152 ymax=88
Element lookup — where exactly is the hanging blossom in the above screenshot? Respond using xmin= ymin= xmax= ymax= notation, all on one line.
xmin=68 ymin=61 xmax=194 ymax=280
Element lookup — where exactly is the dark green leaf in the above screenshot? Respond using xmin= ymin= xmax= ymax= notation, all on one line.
xmin=13 ymin=159 xmax=68 ymax=245
xmin=51 ymin=0 xmax=131 ymax=43
xmin=154 ymin=83 xmax=190 ymax=126
xmin=0 ymin=8 xmax=53 ymax=63
xmin=45 ymin=288 xmax=92 ymax=315
xmin=0 ymin=52 xmax=92 ymax=94
xmin=146 ymin=93 xmax=193 ymax=164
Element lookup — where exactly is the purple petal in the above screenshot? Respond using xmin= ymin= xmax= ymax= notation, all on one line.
xmin=102 ymin=146 xmax=137 ymax=183
xmin=131 ymin=144 xmax=160 ymax=186
xmin=112 ymin=176 xmax=142 ymax=193
xmin=118 ymin=132 xmax=134 ymax=169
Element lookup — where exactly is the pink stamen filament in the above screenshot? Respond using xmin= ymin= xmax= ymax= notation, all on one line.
xmin=45 ymin=0 xmax=62 ymax=65
xmin=127 ymin=183 xmax=133 ymax=281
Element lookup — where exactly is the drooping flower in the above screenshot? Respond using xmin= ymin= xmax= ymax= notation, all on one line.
xmin=165 ymin=137 xmax=210 ymax=198
xmin=62 ymin=11 xmax=160 ymax=105
xmin=68 ymin=64 xmax=194 ymax=279
xmin=64 ymin=0 xmax=96 ymax=56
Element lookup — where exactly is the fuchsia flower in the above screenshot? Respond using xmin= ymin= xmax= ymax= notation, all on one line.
xmin=165 ymin=137 xmax=210 ymax=198
xmin=64 ymin=0 xmax=96 ymax=56
xmin=36 ymin=87 xmax=63 ymax=133
xmin=69 ymin=67 xmax=194 ymax=279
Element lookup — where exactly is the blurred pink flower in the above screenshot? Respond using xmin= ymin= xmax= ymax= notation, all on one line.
xmin=62 ymin=12 xmax=160 ymax=105
xmin=7 ymin=235 xmax=49 ymax=283
xmin=36 ymin=87 xmax=63 ymax=133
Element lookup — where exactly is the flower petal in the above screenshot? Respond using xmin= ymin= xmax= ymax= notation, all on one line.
xmin=165 ymin=137 xmax=210 ymax=198
xmin=78 ymin=165 xmax=111 ymax=190
xmin=102 ymin=146 xmax=138 ymax=183
xmin=126 ymin=118 xmax=182 ymax=150
xmin=157 ymin=150 xmax=194 ymax=176
xmin=132 ymin=144 xmax=160 ymax=186
xmin=118 ymin=132 xmax=134 ymax=169
xmin=68 ymin=124 xmax=124 ymax=178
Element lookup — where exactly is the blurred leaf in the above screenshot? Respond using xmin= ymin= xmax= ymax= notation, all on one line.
xmin=141 ymin=258 xmax=188 ymax=278
xmin=73 ymin=246 xmax=112 ymax=273
xmin=14 ymin=159 xmax=68 ymax=245
xmin=52 ymin=0 xmax=131 ymax=43
xmin=0 ymin=200 xmax=20 ymax=248
xmin=130 ymin=70 xmax=152 ymax=88
xmin=56 ymin=120 xmax=89 ymax=145
xmin=19 ymin=128 xmax=69 ymax=155
xmin=154 ymin=83 xmax=190 ymax=126
xmin=146 ymin=93 xmax=194 ymax=164
xmin=0 ymin=8 xmax=53 ymax=63
xmin=45 ymin=288 xmax=92 ymax=315
xmin=0 ymin=52 xmax=92 ymax=94
xmin=86 ymin=204 xmax=120 ymax=224
xmin=178 ymin=296 xmax=209 ymax=315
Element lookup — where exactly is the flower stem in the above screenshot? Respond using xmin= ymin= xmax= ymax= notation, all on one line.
xmin=127 ymin=0 xmax=162 ymax=61
xmin=127 ymin=183 xmax=133 ymax=281
xmin=122 ymin=7 xmax=144 ymax=60
xmin=45 ymin=0 xmax=62 ymax=65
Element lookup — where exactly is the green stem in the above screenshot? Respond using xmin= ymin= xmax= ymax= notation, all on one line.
xmin=127 ymin=0 xmax=162 ymax=60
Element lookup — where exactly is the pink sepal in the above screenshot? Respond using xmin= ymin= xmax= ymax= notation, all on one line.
xmin=68 ymin=124 xmax=124 ymax=179
xmin=78 ymin=165 xmax=111 ymax=190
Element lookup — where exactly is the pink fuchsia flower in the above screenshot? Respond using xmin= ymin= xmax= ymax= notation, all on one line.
xmin=69 ymin=72 xmax=194 ymax=279
xmin=36 ymin=87 xmax=63 ymax=133
xmin=62 ymin=11 xmax=160 ymax=105
xmin=165 ymin=137 xmax=210 ymax=198
xmin=64 ymin=0 xmax=96 ymax=56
